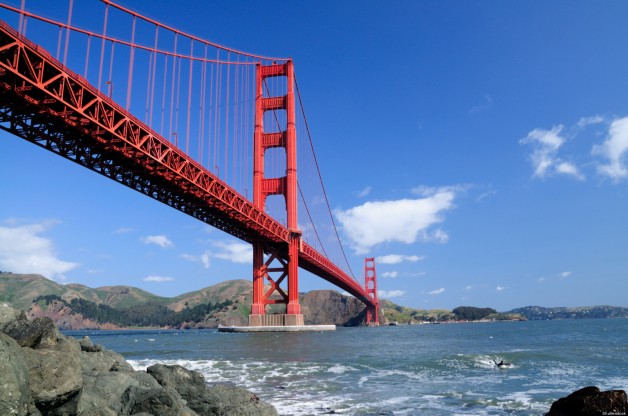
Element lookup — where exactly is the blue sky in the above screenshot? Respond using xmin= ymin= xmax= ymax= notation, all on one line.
xmin=1 ymin=1 xmax=628 ymax=311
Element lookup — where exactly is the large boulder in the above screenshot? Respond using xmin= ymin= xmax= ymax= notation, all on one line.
xmin=546 ymin=386 xmax=628 ymax=416
xmin=0 ymin=333 xmax=41 ymax=416
xmin=148 ymin=363 xmax=278 ymax=416
xmin=22 ymin=345 xmax=83 ymax=412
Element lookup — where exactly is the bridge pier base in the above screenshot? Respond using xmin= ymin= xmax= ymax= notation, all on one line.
xmin=248 ymin=313 xmax=304 ymax=327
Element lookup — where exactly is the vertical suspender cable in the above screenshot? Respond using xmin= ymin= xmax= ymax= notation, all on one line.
xmin=17 ymin=0 xmax=25 ymax=35
xmin=97 ymin=3 xmax=109 ymax=92
xmin=56 ymin=25 xmax=62 ymax=60
xmin=168 ymin=34 xmax=178 ymax=143
xmin=185 ymin=41 xmax=194 ymax=154
xmin=149 ymin=27 xmax=159 ymax=128
xmin=107 ymin=43 xmax=115 ymax=98
xmin=160 ymin=52 xmax=168 ymax=136
xmin=126 ymin=15 xmax=136 ymax=111
xmin=224 ymin=52 xmax=231 ymax=183
xmin=62 ymin=0 xmax=73 ymax=66
xmin=84 ymin=35 xmax=91 ymax=79
xmin=175 ymin=57 xmax=182 ymax=147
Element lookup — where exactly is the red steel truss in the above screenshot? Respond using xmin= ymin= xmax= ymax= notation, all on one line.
xmin=364 ymin=257 xmax=380 ymax=326
xmin=0 ymin=21 xmax=377 ymax=312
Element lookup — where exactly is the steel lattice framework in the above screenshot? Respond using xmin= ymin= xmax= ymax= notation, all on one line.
xmin=0 ymin=21 xmax=376 ymax=309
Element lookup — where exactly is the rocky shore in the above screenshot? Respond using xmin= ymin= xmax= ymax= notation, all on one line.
xmin=0 ymin=302 xmax=277 ymax=416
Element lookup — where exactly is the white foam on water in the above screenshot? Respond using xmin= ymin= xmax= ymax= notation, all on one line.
xmin=327 ymin=364 xmax=356 ymax=374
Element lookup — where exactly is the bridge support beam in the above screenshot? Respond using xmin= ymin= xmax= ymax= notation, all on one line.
xmin=249 ymin=60 xmax=303 ymax=327
xmin=364 ymin=257 xmax=380 ymax=326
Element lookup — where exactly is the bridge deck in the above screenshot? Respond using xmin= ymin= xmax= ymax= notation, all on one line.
xmin=0 ymin=21 xmax=375 ymax=309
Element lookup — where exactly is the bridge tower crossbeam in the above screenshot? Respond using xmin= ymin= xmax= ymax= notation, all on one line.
xmin=249 ymin=61 xmax=303 ymax=327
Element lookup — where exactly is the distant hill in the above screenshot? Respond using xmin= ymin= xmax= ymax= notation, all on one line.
xmin=508 ymin=305 xmax=628 ymax=320
xmin=0 ymin=273 xmax=374 ymax=329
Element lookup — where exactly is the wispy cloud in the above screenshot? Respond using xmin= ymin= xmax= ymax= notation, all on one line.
xmin=0 ymin=219 xmax=78 ymax=281
xmin=141 ymin=235 xmax=173 ymax=248
xmin=592 ymin=116 xmax=628 ymax=180
xmin=113 ymin=227 xmax=134 ymax=235
xmin=381 ymin=271 xmax=398 ymax=279
xmin=378 ymin=289 xmax=405 ymax=299
xmin=560 ymin=271 xmax=572 ymax=279
xmin=428 ymin=288 xmax=445 ymax=295
xmin=496 ymin=285 xmax=506 ymax=292
xmin=376 ymin=254 xmax=424 ymax=264
xmin=355 ymin=186 xmax=372 ymax=198
xmin=212 ymin=241 xmax=252 ymax=264
xmin=520 ymin=115 xmax=628 ymax=182
xmin=143 ymin=275 xmax=175 ymax=282
xmin=336 ymin=187 xmax=456 ymax=254
xmin=519 ymin=125 xmax=584 ymax=180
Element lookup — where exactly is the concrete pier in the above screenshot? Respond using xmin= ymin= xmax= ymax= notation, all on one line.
xmin=218 ymin=324 xmax=336 ymax=333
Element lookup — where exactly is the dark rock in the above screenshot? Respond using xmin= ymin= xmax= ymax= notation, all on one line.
xmin=124 ymin=385 xmax=196 ymax=415
xmin=22 ymin=345 xmax=83 ymax=411
xmin=77 ymin=371 xmax=141 ymax=415
xmin=0 ymin=333 xmax=41 ymax=416
xmin=0 ymin=303 xmax=59 ymax=348
xmin=79 ymin=335 xmax=104 ymax=352
xmin=147 ymin=363 xmax=278 ymax=416
xmin=546 ymin=386 xmax=628 ymax=416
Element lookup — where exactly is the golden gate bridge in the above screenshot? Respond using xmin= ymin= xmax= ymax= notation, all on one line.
xmin=0 ymin=0 xmax=380 ymax=327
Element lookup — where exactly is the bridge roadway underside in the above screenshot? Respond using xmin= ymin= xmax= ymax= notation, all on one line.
xmin=0 ymin=22 xmax=375 ymax=309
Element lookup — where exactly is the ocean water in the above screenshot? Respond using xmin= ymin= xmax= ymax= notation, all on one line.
xmin=66 ymin=319 xmax=628 ymax=415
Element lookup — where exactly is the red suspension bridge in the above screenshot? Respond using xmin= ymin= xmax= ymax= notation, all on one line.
xmin=0 ymin=0 xmax=380 ymax=326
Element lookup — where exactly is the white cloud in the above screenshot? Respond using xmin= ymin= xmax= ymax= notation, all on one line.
xmin=356 ymin=186 xmax=372 ymax=198
xmin=556 ymin=161 xmax=584 ymax=180
xmin=378 ymin=289 xmax=405 ymax=299
xmin=376 ymin=254 xmax=424 ymax=264
xmin=576 ymin=115 xmax=604 ymax=129
xmin=429 ymin=288 xmax=445 ymax=295
xmin=213 ymin=241 xmax=252 ymax=264
xmin=143 ymin=275 xmax=175 ymax=282
xmin=520 ymin=125 xmax=584 ymax=180
xmin=464 ymin=285 xmax=473 ymax=291
xmin=592 ymin=116 xmax=628 ymax=180
xmin=381 ymin=271 xmax=398 ymax=279
xmin=181 ymin=241 xmax=252 ymax=268
xmin=560 ymin=271 xmax=572 ymax=278
xmin=496 ymin=285 xmax=506 ymax=292
xmin=0 ymin=220 xmax=78 ymax=280
xmin=336 ymin=188 xmax=456 ymax=254
xmin=141 ymin=235 xmax=173 ymax=248
xmin=113 ymin=227 xmax=134 ymax=235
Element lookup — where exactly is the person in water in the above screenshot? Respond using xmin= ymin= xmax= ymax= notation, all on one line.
xmin=494 ymin=360 xmax=511 ymax=368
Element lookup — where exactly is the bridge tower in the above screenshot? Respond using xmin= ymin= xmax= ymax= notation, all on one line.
xmin=249 ymin=60 xmax=304 ymax=327
xmin=364 ymin=257 xmax=380 ymax=326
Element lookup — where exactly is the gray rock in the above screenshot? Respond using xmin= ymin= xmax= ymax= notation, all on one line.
xmin=79 ymin=345 xmax=134 ymax=373
xmin=0 ymin=333 xmax=41 ymax=416
xmin=124 ymin=385 xmax=197 ymax=416
xmin=1 ymin=307 xmax=59 ymax=348
xmin=77 ymin=371 xmax=140 ymax=415
xmin=22 ymin=346 xmax=83 ymax=411
xmin=79 ymin=335 xmax=104 ymax=352
xmin=204 ymin=384 xmax=278 ymax=416
xmin=147 ymin=364 xmax=277 ymax=416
